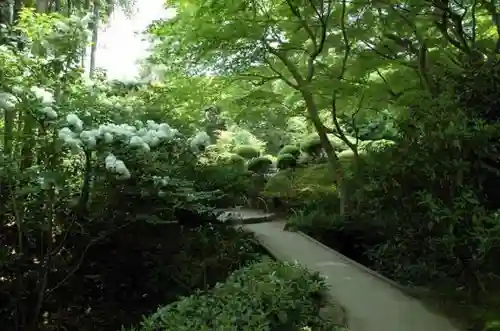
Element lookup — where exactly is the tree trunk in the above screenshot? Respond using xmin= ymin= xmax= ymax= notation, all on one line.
xmin=36 ymin=0 xmax=49 ymax=12
xmin=88 ymin=0 xmax=99 ymax=77
xmin=301 ymin=90 xmax=347 ymax=216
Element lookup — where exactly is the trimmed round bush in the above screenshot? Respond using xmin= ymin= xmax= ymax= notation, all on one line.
xmin=279 ymin=145 xmax=301 ymax=158
xmin=234 ymin=145 xmax=261 ymax=159
xmin=247 ymin=156 xmax=273 ymax=173
xmin=277 ymin=153 xmax=297 ymax=170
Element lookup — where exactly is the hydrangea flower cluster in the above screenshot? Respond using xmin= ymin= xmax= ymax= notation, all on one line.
xmin=0 ymin=86 xmax=58 ymax=120
xmin=30 ymin=86 xmax=58 ymax=119
xmin=58 ymin=113 xmax=182 ymax=180
xmin=190 ymin=131 xmax=211 ymax=152
xmin=0 ymin=91 xmax=17 ymax=112
xmin=105 ymin=153 xmax=130 ymax=180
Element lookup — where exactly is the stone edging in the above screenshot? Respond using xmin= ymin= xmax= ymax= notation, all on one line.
xmin=294 ymin=230 xmax=418 ymax=296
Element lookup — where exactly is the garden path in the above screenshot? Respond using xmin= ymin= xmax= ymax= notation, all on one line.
xmin=225 ymin=209 xmax=462 ymax=331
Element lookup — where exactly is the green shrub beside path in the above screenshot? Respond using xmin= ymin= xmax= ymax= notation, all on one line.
xmin=132 ymin=258 xmax=345 ymax=331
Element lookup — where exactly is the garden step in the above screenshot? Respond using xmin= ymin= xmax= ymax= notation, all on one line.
xmin=241 ymin=220 xmax=462 ymax=331
xmin=216 ymin=208 xmax=276 ymax=224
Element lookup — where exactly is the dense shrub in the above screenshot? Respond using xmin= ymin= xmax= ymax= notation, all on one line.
xmin=346 ymin=101 xmax=500 ymax=286
xmin=225 ymin=153 xmax=247 ymax=167
xmin=130 ymin=259 xmax=343 ymax=331
xmin=301 ymin=136 xmax=323 ymax=156
xmin=300 ymin=134 xmax=354 ymax=156
xmin=165 ymin=225 xmax=264 ymax=292
xmin=286 ymin=91 xmax=500 ymax=328
xmin=277 ymin=153 xmax=298 ymax=170
xmin=247 ymin=155 xmax=273 ymax=173
xmin=234 ymin=144 xmax=261 ymax=159
xmin=192 ymin=160 xmax=251 ymax=207
xmin=279 ymin=144 xmax=301 ymax=158
xmin=263 ymin=164 xmax=338 ymax=212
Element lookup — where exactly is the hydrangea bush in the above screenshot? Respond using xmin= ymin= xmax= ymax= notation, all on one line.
xmin=0 ymin=9 xmax=222 ymax=329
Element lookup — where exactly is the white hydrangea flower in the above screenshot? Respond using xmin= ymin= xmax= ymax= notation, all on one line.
xmin=66 ymin=113 xmax=83 ymax=131
xmin=40 ymin=106 xmax=58 ymax=119
xmin=30 ymin=86 xmax=54 ymax=105
xmin=0 ymin=92 xmax=17 ymax=111
xmin=58 ymin=127 xmax=74 ymax=140
xmin=104 ymin=153 xmax=130 ymax=179
xmin=190 ymin=131 xmax=211 ymax=152
xmin=12 ymin=86 xmax=23 ymax=94
xmin=80 ymin=130 xmax=97 ymax=149
xmin=103 ymin=132 xmax=114 ymax=143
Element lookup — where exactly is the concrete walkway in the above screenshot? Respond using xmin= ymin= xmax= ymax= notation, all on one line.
xmin=242 ymin=220 xmax=462 ymax=331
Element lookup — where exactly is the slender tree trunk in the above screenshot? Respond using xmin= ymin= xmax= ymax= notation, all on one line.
xmin=13 ymin=0 xmax=22 ymax=22
xmin=301 ymin=91 xmax=347 ymax=216
xmin=88 ymin=0 xmax=99 ymax=77
xmin=36 ymin=0 xmax=49 ymax=12
xmin=3 ymin=108 xmax=14 ymax=157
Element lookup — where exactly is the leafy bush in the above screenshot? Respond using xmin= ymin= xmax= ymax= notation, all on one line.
xmin=164 ymin=225 xmax=263 ymax=293
xmin=263 ymin=164 xmax=338 ymax=211
xmin=300 ymin=134 xmax=354 ymax=156
xmin=277 ymin=153 xmax=298 ymax=170
xmin=234 ymin=144 xmax=261 ymax=159
xmin=131 ymin=259 xmax=341 ymax=331
xmin=215 ymin=126 xmax=266 ymax=152
xmin=301 ymin=136 xmax=323 ymax=156
xmin=192 ymin=159 xmax=251 ymax=207
xmin=357 ymin=139 xmax=395 ymax=153
xmin=0 ymin=10 xmax=257 ymax=330
xmin=225 ymin=153 xmax=247 ymax=167
xmin=247 ymin=155 xmax=273 ymax=173
xmin=289 ymin=91 xmax=500 ymax=328
xmin=279 ymin=144 xmax=301 ymax=158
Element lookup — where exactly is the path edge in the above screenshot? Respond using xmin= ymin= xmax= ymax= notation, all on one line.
xmin=293 ymin=229 xmax=469 ymax=331
xmin=294 ymin=230 xmax=420 ymax=296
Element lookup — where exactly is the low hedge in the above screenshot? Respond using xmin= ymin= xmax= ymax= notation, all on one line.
xmin=131 ymin=259 xmax=344 ymax=331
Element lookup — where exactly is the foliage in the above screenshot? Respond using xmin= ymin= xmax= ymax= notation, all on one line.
xmin=247 ymin=155 xmax=273 ymax=174
xmin=300 ymin=136 xmax=324 ymax=157
xmin=282 ymin=81 xmax=500 ymax=328
xmin=300 ymin=134 xmax=355 ymax=158
xmin=234 ymin=144 xmax=261 ymax=159
xmin=279 ymin=144 xmax=301 ymax=158
xmin=276 ymin=153 xmax=298 ymax=170
xmin=131 ymin=258 xmax=343 ymax=331
xmin=211 ymin=126 xmax=266 ymax=153
xmin=264 ymin=164 xmax=338 ymax=211
xmin=164 ymin=225 xmax=264 ymax=293
xmin=5 ymin=0 xmax=500 ymax=329
xmin=0 ymin=9 xmax=261 ymax=331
